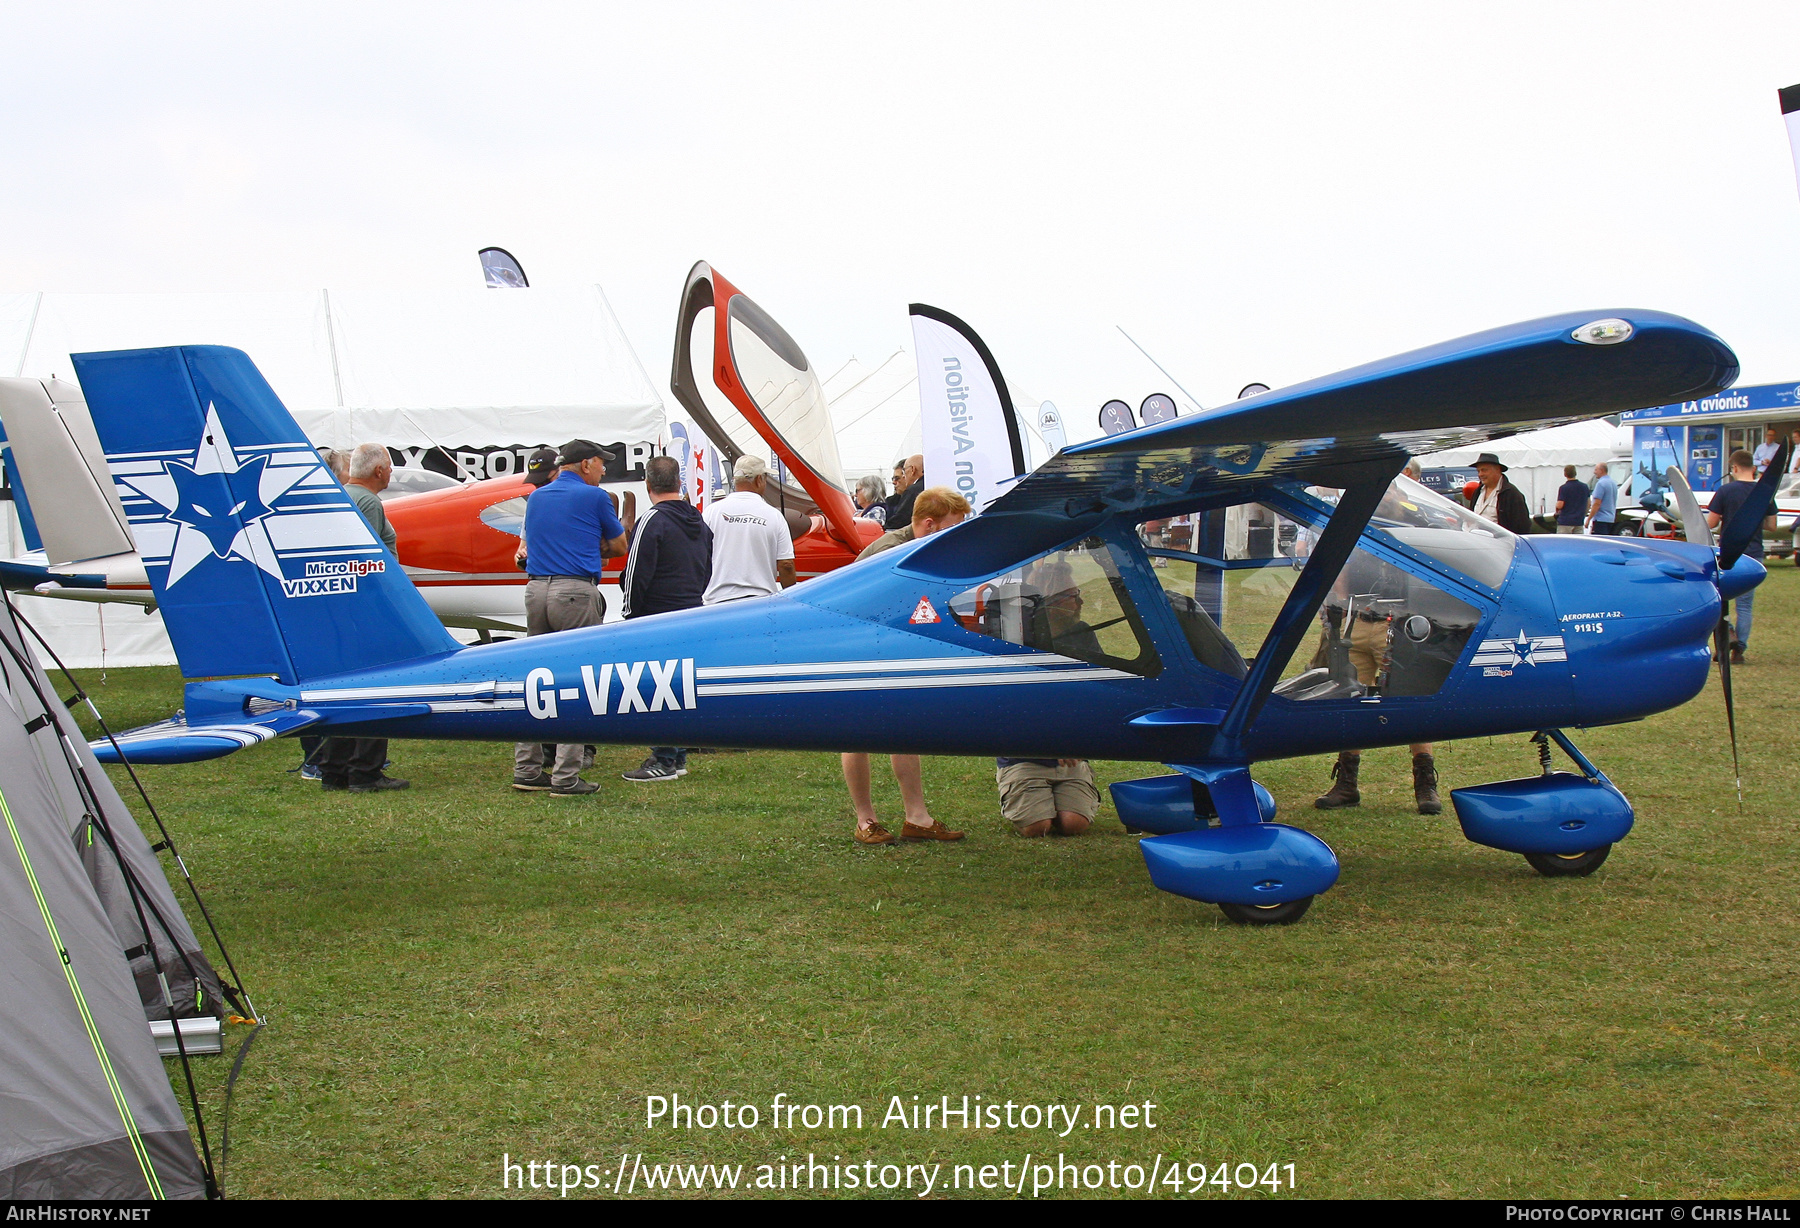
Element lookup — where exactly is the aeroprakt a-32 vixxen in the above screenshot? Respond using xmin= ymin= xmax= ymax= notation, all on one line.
xmin=35 ymin=291 xmax=1772 ymax=924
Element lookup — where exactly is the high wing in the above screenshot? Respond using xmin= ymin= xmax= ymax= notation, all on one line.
xmin=985 ymin=309 xmax=1735 ymax=522
xmin=669 ymin=262 xmax=863 ymax=547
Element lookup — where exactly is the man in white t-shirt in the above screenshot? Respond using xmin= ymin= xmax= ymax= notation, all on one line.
xmin=702 ymin=454 xmax=796 ymax=604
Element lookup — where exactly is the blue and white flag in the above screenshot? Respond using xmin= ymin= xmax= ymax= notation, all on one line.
xmin=478 ymin=247 xmax=528 ymax=289
xmin=909 ymin=305 xmax=1025 ymax=514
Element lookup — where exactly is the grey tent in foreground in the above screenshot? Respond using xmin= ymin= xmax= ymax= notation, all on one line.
xmin=0 ymin=595 xmax=208 ymax=1198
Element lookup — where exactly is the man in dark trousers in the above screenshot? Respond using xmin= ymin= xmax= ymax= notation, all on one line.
xmin=1470 ymin=452 xmax=1532 ymax=535
xmin=319 ymin=443 xmax=410 ymax=793
xmin=511 ymin=439 xmax=631 ymax=796
xmin=620 ymin=455 xmax=712 ymax=782
xmin=1707 ymin=449 xmax=1778 ymax=665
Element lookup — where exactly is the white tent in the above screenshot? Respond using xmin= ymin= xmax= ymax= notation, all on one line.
xmin=2 ymin=287 xmax=664 ymax=447
xmin=824 ymin=352 xmax=921 ymax=480
xmin=1416 ymin=418 xmax=1630 ymax=517
xmin=0 ymin=287 xmax=665 ymax=668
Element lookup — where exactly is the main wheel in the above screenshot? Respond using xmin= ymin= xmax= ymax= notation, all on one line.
xmin=1524 ymin=845 xmax=1611 ymax=877
xmin=1218 ymin=896 xmax=1314 ymax=925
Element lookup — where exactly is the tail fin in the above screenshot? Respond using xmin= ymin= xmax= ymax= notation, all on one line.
xmin=71 ymin=346 xmax=458 ymax=682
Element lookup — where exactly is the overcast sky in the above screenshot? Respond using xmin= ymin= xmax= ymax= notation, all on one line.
xmin=7 ymin=2 xmax=1800 ymax=442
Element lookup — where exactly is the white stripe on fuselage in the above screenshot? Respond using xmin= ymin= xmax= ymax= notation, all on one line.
xmin=696 ymin=668 xmax=1135 ymax=697
xmin=694 ymin=654 xmax=1085 ymax=680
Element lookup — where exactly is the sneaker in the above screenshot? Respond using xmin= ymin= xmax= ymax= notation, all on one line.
xmin=622 ymin=758 xmax=684 ymax=783
xmin=582 ymin=745 xmax=597 ymax=770
xmin=512 ymin=772 xmax=555 ymax=792
xmin=900 ymin=819 xmax=965 ymax=842
xmin=349 ymin=776 xmax=410 ymax=793
xmin=550 ymin=779 xmax=600 ymax=797
xmin=299 ymin=764 xmax=322 ymax=782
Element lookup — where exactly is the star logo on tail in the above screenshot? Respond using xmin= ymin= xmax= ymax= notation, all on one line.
xmin=119 ymin=404 xmax=316 ymax=586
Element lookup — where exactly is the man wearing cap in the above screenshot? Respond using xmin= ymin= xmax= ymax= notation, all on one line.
xmin=511 ymin=439 xmax=632 ymax=797
xmin=1471 ymin=452 xmax=1532 ymax=535
xmin=522 ymin=445 xmax=559 ymax=488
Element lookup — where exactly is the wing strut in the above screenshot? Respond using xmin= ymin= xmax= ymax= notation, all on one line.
xmin=1208 ymin=460 xmax=1403 ymax=760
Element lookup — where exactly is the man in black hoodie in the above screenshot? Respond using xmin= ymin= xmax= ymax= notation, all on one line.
xmin=620 ymin=455 xmax=713 ymax=782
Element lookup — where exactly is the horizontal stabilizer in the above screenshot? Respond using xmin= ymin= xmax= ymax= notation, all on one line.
xmin=0 ymin=557 xmax=108 ymax=593
xmin=984 ymin=309 xmax=1736 ymax=521
xmin=92 ymin=708 xmax=322 ymax=765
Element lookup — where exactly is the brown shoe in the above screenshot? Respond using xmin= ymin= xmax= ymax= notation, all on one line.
xmin=854 ymin=822 xmax=896 ymax=845
xmin=900 ymin=819 xmax=965 ymax=841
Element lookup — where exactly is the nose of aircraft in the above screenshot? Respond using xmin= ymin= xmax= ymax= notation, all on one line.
xmin=1716 ymin=552 xmax=1766 ymax=601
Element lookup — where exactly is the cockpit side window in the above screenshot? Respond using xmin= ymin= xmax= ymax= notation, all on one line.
xmin=1308 ymin=475 xmax=1517 ymax=591
xmin=946 ymin=537 xmax=1160 ymax=677
xmin=1271 ymin=543 xmax=1482 ymax=702
xmin=1138 ymin=487 xmax=1486 ymax=698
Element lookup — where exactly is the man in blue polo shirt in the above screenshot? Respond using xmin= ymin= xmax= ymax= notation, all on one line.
xmin=1586 ymin=462 xmax=1618 ymax=535
xmin=511 ymin=439 xmax=631 ymax=796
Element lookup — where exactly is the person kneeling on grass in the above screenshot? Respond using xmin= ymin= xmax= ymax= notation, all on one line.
xmin=996 ymin=757 xmax=1099 ymax=837
xmin=844 ymin=486 xmax=970 ymax=845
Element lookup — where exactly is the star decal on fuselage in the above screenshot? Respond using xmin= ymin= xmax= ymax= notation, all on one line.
xmin=1509 ymin=630 xmax=1540 ymax=667
xmin=119 ymin=403 xmax=317 ymax=587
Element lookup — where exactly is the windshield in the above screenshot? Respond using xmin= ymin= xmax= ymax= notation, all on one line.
xmin=479 ymin=495 xmax=525 ymax=537
xmin=383 ymin=467 xmax=464 ymax=498
xmin=726 ymin=294 xmax=847 ymax=493
xmin=1306 ymin=475 xmax=1516 ymax=590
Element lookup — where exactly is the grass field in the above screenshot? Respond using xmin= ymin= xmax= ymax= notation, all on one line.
xmin=75 ymin=567 xmax=1800 ymax=1200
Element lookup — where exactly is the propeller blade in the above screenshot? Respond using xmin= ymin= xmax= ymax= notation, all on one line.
xmin=1717 ymin=442 xmax=1789 ymax=570
xmin=1666 ymin=465 xmax=1714 ymax=551
xmin=1714 ymin=615 xmax=1741 ymax=809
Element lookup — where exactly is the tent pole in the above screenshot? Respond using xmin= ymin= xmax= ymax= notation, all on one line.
xmin=322 ymin=289 xmax=345 ymax=409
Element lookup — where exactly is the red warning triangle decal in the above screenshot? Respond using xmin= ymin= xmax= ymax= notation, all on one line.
xmin=908 ymin=596 xmax=941 ymax=624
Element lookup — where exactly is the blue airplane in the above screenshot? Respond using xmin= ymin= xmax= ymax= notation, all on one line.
xmin=59 ymin=298 xmax=1772 ymax=925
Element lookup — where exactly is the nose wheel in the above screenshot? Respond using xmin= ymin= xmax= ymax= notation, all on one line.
xmin=1523 ymin=845 xmax=1612 ymax=877
xmin=1217 ymin=897 xmax=1314 ymax=925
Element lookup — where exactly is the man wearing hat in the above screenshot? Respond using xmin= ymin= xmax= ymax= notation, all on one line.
xmin=1471 ymin=452 xmax=1532 ymax=535
xmin=522 ymin=445 xmax=560 ymax=488
xmin=510 ymin=439 xmax=632 ymax=797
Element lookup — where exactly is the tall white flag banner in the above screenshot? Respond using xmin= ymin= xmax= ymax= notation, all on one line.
xmin=1783 ymin=86 xmax=1800 ymax=201
xmin=909 ymin=304 xmax=1025 ymax=515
